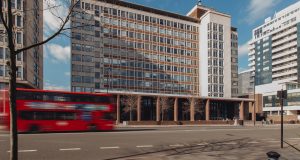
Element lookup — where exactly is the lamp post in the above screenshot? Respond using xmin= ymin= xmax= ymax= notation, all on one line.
xmin=253 ymin=68 xmax=256 ymax=126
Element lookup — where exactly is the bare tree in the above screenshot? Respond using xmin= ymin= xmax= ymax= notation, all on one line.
xmin=185 ymin=97 xmax=203 ymax=120
xmin=182 ymin=100 xmax=191 ymax=120
xmin=0 ymin=0 xmax=79 ymax=159
xmin=159 ymin=97 xmax=172 ymax=121
xmin=123 ymin=94 xmax=139 ymax=121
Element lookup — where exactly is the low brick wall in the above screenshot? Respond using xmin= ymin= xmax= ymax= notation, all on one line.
xmin=127 ymin=120 xmax=234 ymax=125
xmin=268 ymin=115 xmax=298 ymax=121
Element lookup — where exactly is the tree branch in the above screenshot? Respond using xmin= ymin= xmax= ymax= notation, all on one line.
xmin=15 ymin=0 xmax=80 ymax=54
xmin=0 ymin=1 xmax=10 ymax=34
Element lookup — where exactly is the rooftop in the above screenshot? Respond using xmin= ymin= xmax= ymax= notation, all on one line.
xmin=96 ymin=0 xmax=200 ymax=23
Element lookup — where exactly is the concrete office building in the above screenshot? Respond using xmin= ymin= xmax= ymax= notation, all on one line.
xmin=70 ymin=0 xmax=253 ymax=123
xmin=71 ymin=0 xmax=236 ymax=98
xmin=0 ymin=0 xmax=44 ymax=89
xmin=248 ymin=1 xmax=300 ymax=121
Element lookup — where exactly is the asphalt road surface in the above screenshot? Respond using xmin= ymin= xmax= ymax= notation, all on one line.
xmin=1 ymin=125 xmax=300 ymax=160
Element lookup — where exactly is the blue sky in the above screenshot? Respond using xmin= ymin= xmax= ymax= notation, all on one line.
xmin=43 ymin=0 xmax=300 ymax=90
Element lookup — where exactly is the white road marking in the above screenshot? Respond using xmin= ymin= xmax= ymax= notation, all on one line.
xmin=268 ymin=141 xmax=280 ymax=143
xmin=261 ymin=138 xmax=275 ymax=141
xmin=0 ymin=134 xmax=9 ymax=137
xmin=247 ymin=141 xmax=259 ymax=144
xmin=100 ymin=146 xmax=120 ymax=149
xmin=136 ymin=145 xmax=153 ymax=148
xmin=7 ymin=150 xmax=37 ymax=153
xmin=222 ymin=142 xmax=237 ymax=145
xmin=169 ymin=144 xmax=184 ymax=147
xmin=183 ymin=130 xmax=194 ymax=132
xmin=197 ymin=143 xmax=209 ymax=146
xmin=59 ymin=148 xmax=81 ymax=151
xmin=288 ymin=138 xmax=300 ymax=140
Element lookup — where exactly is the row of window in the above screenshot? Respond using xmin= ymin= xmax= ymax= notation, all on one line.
xmin=72 ymin=76 xmax=94 ymax=83
xmin=0 ymin=48 xmax=22 ymax=60
xmin=208 ymin=84 xmax=224 ymax=93
xmin=101 ymin=31 xmax=198 ymax=48
xmin=101 ymin=39 xmax=198 ymax=56
xmin=103 ymin=56 xmax=195 ymax=66
xmin=208 ymin=67 xmax=224 ymax=75
xmin=208 ymin=59 xmax=224 ymax=67
xmin=99 ymin=79 xmax=194 ymax=90
xmin=77 ymin=1 xmax=198 ymax=32
xmin=100 ymin=18 xmax=198 ymax=39
xmin=208 ymin=76 xmax=224 ymax=84
xmin=0 ymin=65 xmax=22 ymax=77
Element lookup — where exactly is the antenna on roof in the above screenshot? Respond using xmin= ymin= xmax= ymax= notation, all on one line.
xmin=197 ymin=0 xmax=202 ymax=6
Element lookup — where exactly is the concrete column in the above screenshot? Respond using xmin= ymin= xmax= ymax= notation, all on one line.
xmin=239 ymin=101 xmax=244 ymax=120
xmin=156 ymin=97 xmax=160 ymax=121
xmin=116 ymin=95 xmax=120 ymax=124
xmin=250 ymin=101 xmax=255 ymax=121
xmin=137 ymin=96 xmax=142 ymax=121
xmin=190 ymin=98 xmax=195 ymax=121
xmin=205 ymin=99 xmax=210 ymax=121
xmin=174 ymin=97 xmax=178 ymax=122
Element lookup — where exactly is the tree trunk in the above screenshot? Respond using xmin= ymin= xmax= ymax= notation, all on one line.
xmin=129 ymin=106 xmax=132 ymax=121
xmin=9 ymin=53 xmax=17 ymax=160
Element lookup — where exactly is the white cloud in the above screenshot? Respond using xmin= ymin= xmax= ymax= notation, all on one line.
xmin=46 ymin=44 xmax=70 ymax=63
xmin=246 ymin=0 xmax=282 ymax=24
xmin=44 ymin=82 xmax=70 ymax=91
xmin=64 ymin=72 xmax=70 ymax=76
xmin=238 ymin=40 xmax=251 ymax=56
xmin=43 ymin=0 xmax=70 ymax=37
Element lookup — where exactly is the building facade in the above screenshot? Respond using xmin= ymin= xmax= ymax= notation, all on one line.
xmin=231 ymin=27 xmax=239 ymax=97
xmin=248 ymin=1 xmax=300 ymax=120
xmin=71 ymin=0 xmax=236 ymax=99
xmin=0 ymin=0 xmax=44 ymax=89
xmin=238 ymin=69 xmax=253 ymax=96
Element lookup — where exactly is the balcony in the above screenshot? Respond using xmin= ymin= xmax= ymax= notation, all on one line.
xmin=272 ymin=54 xmax=297 ymax=65
xmin=272 ymin=34 xmax=297 ymax=47
xmin=272 ymin=62 xmax=297 ymax=72
xmin=272 ymin=68 xmax=297 ymax=78
xmin=248 ymin=50 xmax=255 ymax=56
xmin=248 ymin=56 xmax=255 ymax=61
xmin=272 ymin=47 xmax=297 ymax=59
xmin=272 ymin=27 xmax=297 ymax=41
xmin=248 ymin=61 xmax=255 ymax=67
xmin=272 ymin=41 xmax=297 ymax=53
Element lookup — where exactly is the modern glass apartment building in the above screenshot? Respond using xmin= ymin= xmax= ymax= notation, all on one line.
xmin=0 ymin=0 xmax=43 ymax=89
xmin=248 ymin=1 xmax=300 ymax=120
xmin=71 ymin=0 xmax=236 ymax=98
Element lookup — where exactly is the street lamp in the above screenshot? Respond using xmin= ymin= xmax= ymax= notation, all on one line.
xmin=253 ymin=68 xmax=256 ymax=126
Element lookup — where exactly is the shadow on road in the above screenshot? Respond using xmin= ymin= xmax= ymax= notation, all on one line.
xmin=104 ymin=138 xmax=254 ymax=160
xmin=19 ymin=128 xmax=157 ymax=135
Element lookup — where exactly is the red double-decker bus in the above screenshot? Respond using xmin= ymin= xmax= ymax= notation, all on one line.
xmin=0 ymin=88 xmax=115 ymax=132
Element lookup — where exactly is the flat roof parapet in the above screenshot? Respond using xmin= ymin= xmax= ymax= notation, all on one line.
xmin=96 ymin=0 xmax=200 ymax=23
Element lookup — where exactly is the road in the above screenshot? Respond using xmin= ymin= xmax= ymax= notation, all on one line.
xmin=1 ymin=125 xmax=300 ymax=160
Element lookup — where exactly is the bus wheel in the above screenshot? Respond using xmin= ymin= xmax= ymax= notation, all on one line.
xmin=88 ymin=124 xmax=97 ymax=132
xmin=29 ymin=125 xmax=40 ymax=133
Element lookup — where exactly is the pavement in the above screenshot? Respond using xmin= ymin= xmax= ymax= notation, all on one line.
xmin=0 ymin=125 xmax=300 ymax=160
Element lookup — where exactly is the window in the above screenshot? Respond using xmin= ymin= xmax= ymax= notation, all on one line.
xmin=16 ymin=15 xmax=22 ymax=27
xmin=0 ymin=47 xmax=3 ymax=59
xmin=0 ymin=65 xmax=3 ymax=76
xmin=72 ymin=75 xmax=81 ymax=83
xmin=16 ymin=32 xmax=22 ymax=44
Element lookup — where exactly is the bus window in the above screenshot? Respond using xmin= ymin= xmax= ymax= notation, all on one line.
xmin=19 ymin=111 xmax=76 ymax=120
